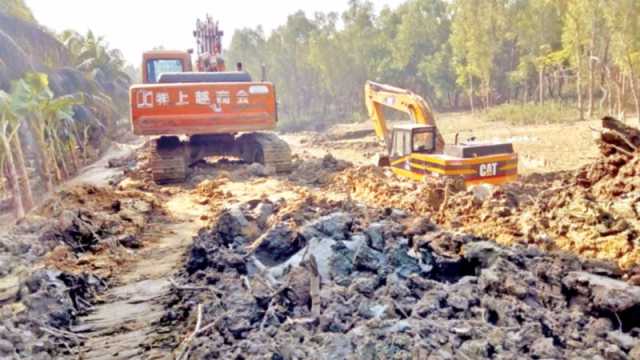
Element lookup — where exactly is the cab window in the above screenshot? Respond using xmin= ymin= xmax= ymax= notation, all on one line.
xmin=413 ymin=130 xmax=435 ymax=153
xmin=403 ymin=131 xmax=412 ymax=154
xmin=146 ymin=59 xmax=184 ymax=83
xmin=392 ymin=130 xmax=413 ymax=157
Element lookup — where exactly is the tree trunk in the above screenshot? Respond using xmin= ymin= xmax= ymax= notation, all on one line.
xmin=622 ymin=73 xmax=627 ymax=121
xmin=630 ymin=75 xmax=640 ymax=124
xmin=615 ymin=74 xmax=622 ymax=117
xmin=577 ymin=60 xmax=585 ymax=121
xmin=50 ymin=131 xmax=69 ymax=180
xmin=67 ymin=141 xmax=80 ymax=175
xmin=626 ymin=51 xmax=640 ymax=123
xmin=558 ymin=69 xmax=565 ymax=100
xmin=468 ymin=75 xmax=475 ymax=113
xmin=548 ymin=73 xmax=555 ymax=99
xmin=587 ymin=28 xmax=595 ymax=117
xmin=539 ymin=66 xmax=544 ymax=105
xmin=1 ymin=134 xmax=24 ymax=218
xmin=26 ymin=119 xmax=54 ymax=193
xmin=11 ymin=131 xmax=33 ymax=210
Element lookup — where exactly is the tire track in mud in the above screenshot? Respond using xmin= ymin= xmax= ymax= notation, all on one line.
xmin=65 ymin=192 xmax=209 ymax=360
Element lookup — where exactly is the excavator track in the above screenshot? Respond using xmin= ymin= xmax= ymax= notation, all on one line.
xmin=149 ymin=137 xmax=189 ymax=184
xmin=237 ymin=132 xmax=293 ymax=172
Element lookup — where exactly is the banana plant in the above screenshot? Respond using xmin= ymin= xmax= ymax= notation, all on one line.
xmin=40 ymin=93 xmax=83 ymax=179
xmin=11 ymin=72 xmax=82 ymax=190
xmin=0 ymin=90 xmax=25 ymax=218
xmin=10 ymin=72 xmax=55 ymax=192
xmin=0 ymin=88 xmax=34 ymax=211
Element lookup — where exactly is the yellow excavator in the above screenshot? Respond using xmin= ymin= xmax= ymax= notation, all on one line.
xmin=365 ymin=81 xmax=518 ymax=186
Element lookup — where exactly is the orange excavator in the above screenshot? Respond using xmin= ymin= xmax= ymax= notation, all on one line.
xmin=130 ymin=16 xmax=291 ymax=183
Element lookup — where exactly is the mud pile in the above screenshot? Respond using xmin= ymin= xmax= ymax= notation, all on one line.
xmin=330 ymin=165 xmax=452 ymax=215
xmin=289 ymin=154 xmax=353 ymax=185
xmin=0 ymin=267 xmax=103 ymax=359
xmin=160 ymin=199 xmax=640 ymax=359
xmin=0 ymin=184 xmax=160 ymax=358
xmin=37 ymin=184 xmax=161 ymax=276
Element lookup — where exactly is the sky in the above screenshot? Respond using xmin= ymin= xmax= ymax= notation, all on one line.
xmin=26 ymin=0 xmax=405 ymax=65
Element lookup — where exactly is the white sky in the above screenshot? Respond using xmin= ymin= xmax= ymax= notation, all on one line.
xmin=26 ymin=0 xmax=404 ymax=65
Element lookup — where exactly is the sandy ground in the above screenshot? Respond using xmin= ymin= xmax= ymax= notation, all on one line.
xmin=67 ymin=142 xmax=143 ymax=188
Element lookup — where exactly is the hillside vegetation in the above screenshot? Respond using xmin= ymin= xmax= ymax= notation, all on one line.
xmin=227 ymin=0 xmax=640 ymax=130
xmin=0 ymin=0 xmax=131 ymax=218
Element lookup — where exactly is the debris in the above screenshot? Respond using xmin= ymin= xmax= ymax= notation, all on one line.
xmin=247 ymin=163 xmax=276 ymax=177
xmin=161 ymin=199 xmax=640 ymax=359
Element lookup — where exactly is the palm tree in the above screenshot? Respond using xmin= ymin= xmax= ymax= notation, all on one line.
xmin=59 ymin=29 xmax=84 ymax=63
xmin=75 ymin=31 xmax=131 ymax=87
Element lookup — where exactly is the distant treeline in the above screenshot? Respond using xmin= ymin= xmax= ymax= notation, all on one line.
xmin=226 ymin=0 xmax=640 ymax=130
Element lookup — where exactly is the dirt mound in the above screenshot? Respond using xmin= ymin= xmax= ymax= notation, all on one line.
xmin=289 ymin=153 xmax=353 ymax=185
xmin=438 ymin=117 xmax=640 ymax=271
xmin=330 ymin=165 xmax=453 ymax=215
xmin=35 ymin=185 xmax=161 ymax=276
xmin=158 ymin=199 xmax=640 ymax=359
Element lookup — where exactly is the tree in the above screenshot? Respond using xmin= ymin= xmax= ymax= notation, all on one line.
xmin=0 ymin=0 xmax=35 ymax=23
xmin=562 ymin=0 xmax=594 ymax=120
xmin=604 ymin=0 xmax=640 ymax=122
xmin=511 ymin=0 xmax=563 ymax=104
xmin=76 ymin=31 xmax=130 ymax=88
xmin=224 ymin=0 xmax=640 ymax=127
xmin=41 ymin=93 xmax=83 ymax=179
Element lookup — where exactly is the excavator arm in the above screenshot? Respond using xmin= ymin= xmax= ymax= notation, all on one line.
xmin=364 ymin=81 xmax=445 ymax=151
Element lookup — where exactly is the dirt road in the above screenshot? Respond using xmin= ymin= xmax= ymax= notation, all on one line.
xmin=67 ymin=192 xmax=207 ymax=359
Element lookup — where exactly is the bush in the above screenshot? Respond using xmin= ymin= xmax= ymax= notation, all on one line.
xmin=483 ymin=101 xmax=580 ymax=126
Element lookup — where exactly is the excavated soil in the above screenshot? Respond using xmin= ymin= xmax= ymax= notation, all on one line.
xmin=1 ymin=116 xmax=640 ymax=359
xmin=156 ymin=197 xmax=640 ymax=359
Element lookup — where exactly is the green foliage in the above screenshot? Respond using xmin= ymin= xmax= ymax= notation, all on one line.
xmin=0 ymin=0 xmax=34 ymax=22
xmin=225 ymin=0 xmax=640 ymax=128
xmin=59 ymin=30 xmax=131 ymax=86
xmin=484 ymin=101 xmax=579 ymax=126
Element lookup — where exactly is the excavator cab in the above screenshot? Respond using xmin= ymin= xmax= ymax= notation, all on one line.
xmin=389 ymin=124 xmax=436 ymax=157
xmin=377 ymin=124 xmax=436 ymax=167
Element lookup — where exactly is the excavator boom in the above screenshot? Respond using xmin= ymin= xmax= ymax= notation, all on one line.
xmin=365 ymin=81 xmax=445 ymax=151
